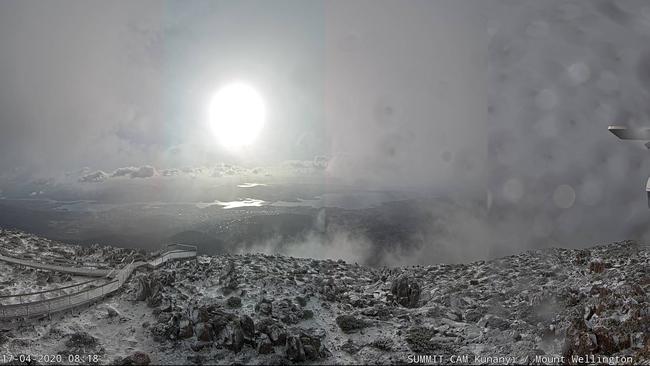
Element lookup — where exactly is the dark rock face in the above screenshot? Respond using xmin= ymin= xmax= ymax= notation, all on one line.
xmin=255 ymin=298 xmax=273 ymax=316
xmin=563 ymin=285 xmax=650 ymax=359
xmin=4 ymin=230 xmax=648 ymax=365
xmin=211 ymin=311 xmax=237 ymax=335
xmin=274 ymin=298 xmax=303 ymax=324
xmin=335 ymin=315 xmax=368 ymax=333
xmin=480 ymin=315 xmax=510 ymax=330
xmin=257 ymin=318 xmax=288 ymax=346
xmin=136 ymin=277 xmax=152 ymax=301
xmin=295 ymin=296 xmax=308 ymax=307
xmin=64 ymin=332 xmax=98 ymax=349
xmin=391 ymin=275 xmax=421 ymax=308
xmin=240 ymin=315 xmax=255 ymax=344
xmin=119 ymin=351 xmax=151 ymax=365
xmin=220 ymin=260 xmax=239 ymax=293
xmin=563 ymin=318 xmax=598 ymax=358
xmin=190 ymin=341 xmax=212 ymax=352
xmin=370 ymin=337 xmax=394 ymax=351
xmin=223 ymin=321 xmax=245 ymax=353
xmin=298 ymin=329 xmax=331 ymax=360
xmin=405 ymin=326 xmax=446 ymax=353
xmin=150 ymin=322 xmax=178 ymax=342
xmin=61 ymin=332 xmax=104 ymax=360
xmin=362 ymin=303 xmax=391 ymax=320
xmin=227 ymin=296 xmax=242 ymax=308
xmin=589 ymin=260 xmax=606 ymax=273
xmin=194 ymin=322 xmax=213 ymax=342
xmin=285 ymin=335 xmax=306 ymax=362
xmin=136 ymin=273 xmax=163 ymax=308
xmin=257 ymin=334 xmax=274 ymax=354
xmin=178 ymin=319 xmax=193 ymax=339
xmin=341 ymin=339 xmax=361 ymax=355
xmin=106 ymin=305 xmax=119 ymax=318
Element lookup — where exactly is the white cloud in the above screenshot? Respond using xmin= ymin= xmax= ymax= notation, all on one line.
xmin=111 ymin=165 xmax=156 ymax=179
xmin=79 ymin=170 xmax=109 ymax=183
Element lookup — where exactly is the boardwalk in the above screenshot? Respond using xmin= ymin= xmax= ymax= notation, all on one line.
xmin=0 ymin=245 xmax=197 ymax=320
xmin=0 ymin=254 xmax=112 ymax=277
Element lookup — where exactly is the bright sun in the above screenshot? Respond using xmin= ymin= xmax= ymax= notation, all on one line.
xmin=208 ymin=82 xmax=266 ymax=151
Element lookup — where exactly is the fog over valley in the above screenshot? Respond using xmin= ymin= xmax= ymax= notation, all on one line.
xmin=2 ymin=0 xmax=650 ymax=266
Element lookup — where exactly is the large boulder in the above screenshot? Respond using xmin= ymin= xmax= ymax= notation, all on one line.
xmin=62 ymin=332 xmax=103 ymax=360
xmin=335 ymin=315 xmax=368 ymax=334
xmin=391 ymin=275 xmax=422 ymax=308
xmin=64 ymin=332 xmax=98 ymax=349
xmin=285 ymin=335 xmax=306 ymax=362
xmin=257 ymin=318 xmax=287 ymax=346
xmin=194 ymin=322 xmax=213 ymax=342
xmin=562 ymin=318 xmax=598 ymax=358
xmin=222 ymin=321 xmax=244 ymax=353
xmin=274 ymin=299 xmax=303 ymax=325
xmin=105 ymin=305 xmax=120 ymax=318
xmin=210 ymin=310 xmax=237 ymax=335
xmin=255 ymin=298 xmax=273 ymax=316
xmin=119 ymin=351 xmax=151 ymax=365
xmin=178 ymin=319 xmax=194 ymax=339
xmin=240 ymin=315 xmax=255 ymax=344
xmin=136 ymin=273 xmax=163 ymax=308
xmin=150 ymin=319 xmax=179 ymax=342
xmin=227 ymin=296 xmax=242 ymax=308
xmin=220 ymin=260 xmax=239 ymax=293
xmin=135 ymin=276 xmax=153 ymax=301
xmin=298 ymin=328 xmax=331 ymax=360
xmin=405 ymin=326 xmax=439 ymax=353
xmin=257 ymin=334 xmax=274 ymax=354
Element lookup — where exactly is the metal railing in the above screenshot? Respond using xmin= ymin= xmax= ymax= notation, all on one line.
xmin=0 ymin=254 xmax=111 ymax=277
xmin=0 ymin=278 xmax=98 ymax=304
xmin=0 ymin=247 xmax=196 ymax=320
xmin=164 ymin=243 xmax=198 ymax=252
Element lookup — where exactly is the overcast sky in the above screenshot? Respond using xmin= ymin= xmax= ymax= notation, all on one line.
xmin=0 ymin=0 xmax=485 ymax=192
xmin=3 ymin=0 xmax=650 ymax=253
xmin=486 ymin=0 xmax=650 ymax=250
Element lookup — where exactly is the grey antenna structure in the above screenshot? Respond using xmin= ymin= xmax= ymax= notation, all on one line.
xmin=608 ymin=125 xmax=650 ymax=207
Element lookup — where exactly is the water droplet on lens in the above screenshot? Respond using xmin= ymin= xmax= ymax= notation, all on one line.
xmin=568 ymin=62 xmax=591 ymax=84
xmin=553 ymin=184 xmax=576 ymax=209
xmin=503 ymin=178 xmax=525 ymax=203
xmin=536 ymin=89 xmax=558 ymax=110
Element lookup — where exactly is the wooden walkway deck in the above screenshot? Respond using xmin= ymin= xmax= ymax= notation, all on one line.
xmin=0 ymin=245 xmax=197 ymax=320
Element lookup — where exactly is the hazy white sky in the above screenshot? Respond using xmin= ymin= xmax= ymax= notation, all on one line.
xmin=4 ymin=0 xmax=650 ymax=259
xmin=0 ymin=0 xmax=486 ymax=191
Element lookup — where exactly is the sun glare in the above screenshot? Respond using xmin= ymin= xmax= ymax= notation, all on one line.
xmin=208 ymin=82 xmax=266 ymax=151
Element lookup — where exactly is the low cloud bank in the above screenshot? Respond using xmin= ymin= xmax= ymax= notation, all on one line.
xmin=111 ymin=165 xmax=156 ymax=179
xmin=78 ymin=170 xmax=109 ymax=183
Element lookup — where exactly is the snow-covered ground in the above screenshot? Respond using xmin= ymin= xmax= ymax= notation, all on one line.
xmin=0 ymin=228 xmax=647 ymax=365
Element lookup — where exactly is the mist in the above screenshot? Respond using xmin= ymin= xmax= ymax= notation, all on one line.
xmin=2 ymin=0 xmax=650 ymax=266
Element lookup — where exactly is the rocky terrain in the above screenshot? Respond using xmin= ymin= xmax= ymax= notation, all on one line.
xmin=0 ymin=228 xmax=648 ymax=365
